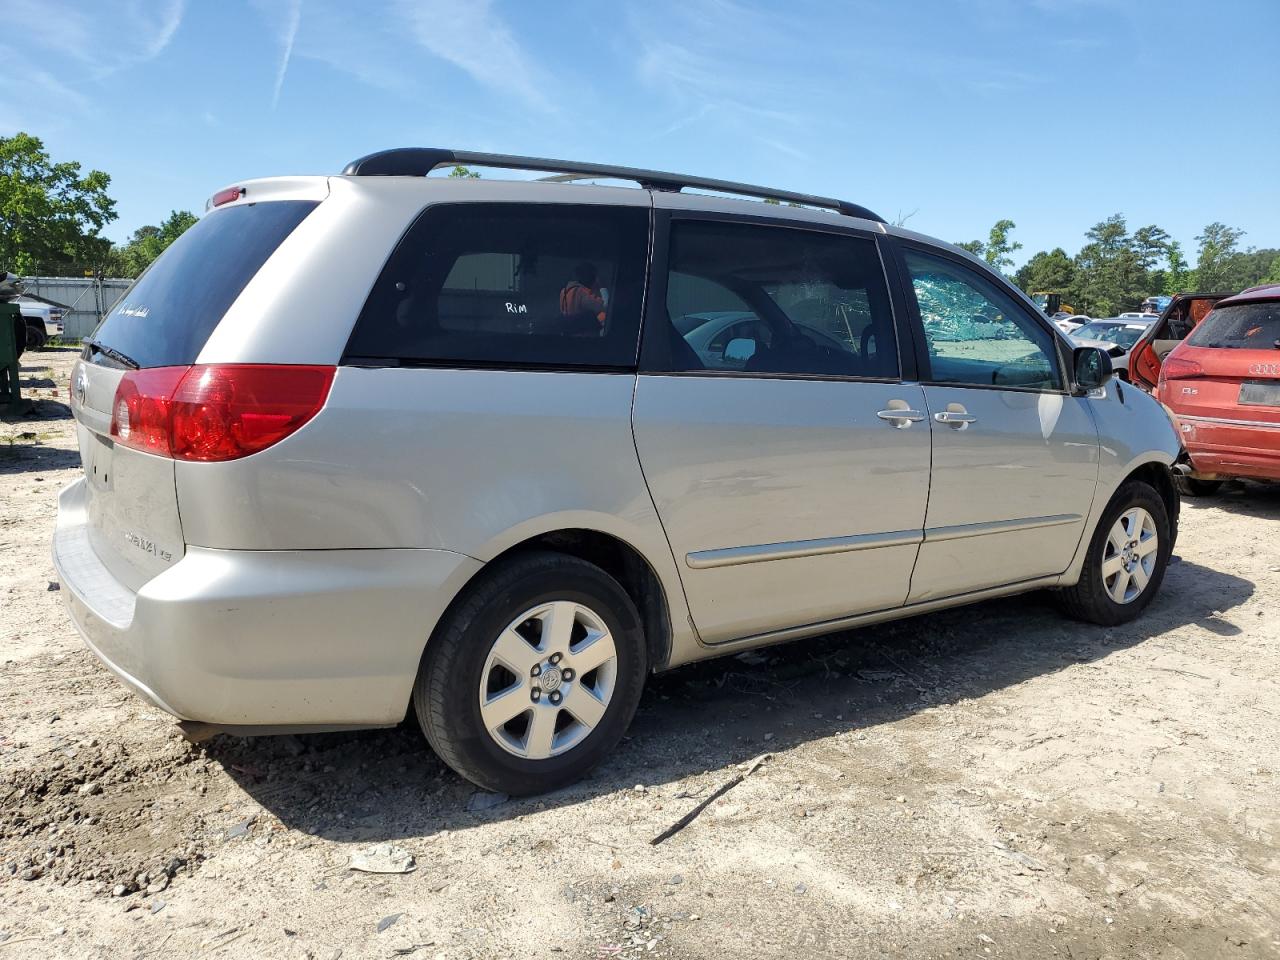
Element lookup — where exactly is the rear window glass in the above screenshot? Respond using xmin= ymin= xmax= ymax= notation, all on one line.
xmin=345 ymin=203 xmax=649 ymax=369
xmin=1186 ymin=302 xmax=1280 ymax=349
xmin=90 ymin=200 xmax=318 ymax=368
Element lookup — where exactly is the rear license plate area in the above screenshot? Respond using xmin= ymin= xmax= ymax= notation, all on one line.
xmin=1239 ymin=381 xmax=1280 ymax=407
xmin=85 ymin=432 xmax=115 ymax=490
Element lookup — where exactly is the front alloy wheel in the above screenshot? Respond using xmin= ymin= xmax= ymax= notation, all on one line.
xmin=1101 ymin=507 xmax=1159 ymax=604
xmin=1056 ymin=480 xmax=1171 ymax=626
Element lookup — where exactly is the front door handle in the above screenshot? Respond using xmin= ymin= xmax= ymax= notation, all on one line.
xmin=934 ymin=409 xmax=978 ymax=428
xmin=876 ymin=406 xmax=925 ymax=428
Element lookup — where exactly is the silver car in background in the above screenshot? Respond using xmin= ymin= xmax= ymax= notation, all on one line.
xmin=54 ymin=149 xmax=1181 ymax=795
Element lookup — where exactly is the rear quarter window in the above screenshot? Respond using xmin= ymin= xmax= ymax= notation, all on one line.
xmin=90 ymin=200 xmax=318 ymax=368
xmin=344 ymin=203 xmax=650 ymax=369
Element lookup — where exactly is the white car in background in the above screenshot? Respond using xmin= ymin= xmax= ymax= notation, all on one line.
xmin=1070 ymin=318 xmax=1155 ymax=380
xmin=1052 ymin=313 xmax=1089 ymax=334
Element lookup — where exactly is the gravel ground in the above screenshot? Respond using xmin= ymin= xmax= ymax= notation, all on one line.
xmin=2 ymin=347 xmax=1278 ymax=959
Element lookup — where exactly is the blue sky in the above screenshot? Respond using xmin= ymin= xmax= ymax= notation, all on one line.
xmin=3 ymin=0 xmax=1277 ymax=266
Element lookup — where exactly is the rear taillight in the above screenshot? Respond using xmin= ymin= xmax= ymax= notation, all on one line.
xmin=110 ymin=367 xmax=188 ymax=456
xmin=1160 ymin=357 xmax=1203 ymax=381
xmin=110 ymin=365 xmax=334 ymax=461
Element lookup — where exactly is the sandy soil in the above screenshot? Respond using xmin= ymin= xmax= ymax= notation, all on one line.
xmin=2 ymin=347 xmax=1278 ymax=959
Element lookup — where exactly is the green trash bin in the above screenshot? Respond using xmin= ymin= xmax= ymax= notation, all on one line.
xmin=0 ymin=300 xmax=21 ymax=410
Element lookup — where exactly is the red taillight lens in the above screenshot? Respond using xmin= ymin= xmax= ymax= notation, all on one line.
xmin=110 ymin=365 xmax=334 ymax=461
xmin=1161 ymin=357 xmax=1203 ymax=381
xmin=110 ymin=366 xmax=189 ymax=456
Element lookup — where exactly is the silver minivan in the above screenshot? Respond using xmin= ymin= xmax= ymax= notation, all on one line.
xmin=55 ymin=149 xmax=1181 ymax=795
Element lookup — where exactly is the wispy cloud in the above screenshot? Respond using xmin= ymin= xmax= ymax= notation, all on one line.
xmin=271 ymin=0 xmax=304 ymax=109
xmin=6 ymin=0 xmax=186 ymax=69
xmin=249 ymin=0 xmax=419 ymax=96
xmin=139 ymin=0 xmax=187 ymax=61
xmin=0 ymin=0 xmax=185 ymax=123
xmin=629 ymin=0 xmax=827 ymax=157
xmin=392 ymin=0 xmax=552 ymax=111
xmin=0 ymin=46 xmax=93 ymax=114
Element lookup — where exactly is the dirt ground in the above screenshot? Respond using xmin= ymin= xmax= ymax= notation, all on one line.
xmin=2 ymin=347 xmax=1278 ymax=960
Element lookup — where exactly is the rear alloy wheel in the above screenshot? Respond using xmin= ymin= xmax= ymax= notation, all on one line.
xmin=479 ymin=600 xmax=619 ymax=760
xmin=1056 ymin=481 xmax=1171 ymax=625
xmin=1175 ymin=476 xmax=1223 ymax=497
xmin=414 ymin=551 xmax=647 ymax=795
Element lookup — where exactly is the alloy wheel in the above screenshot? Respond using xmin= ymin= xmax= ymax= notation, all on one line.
xmin=1102 ymin=507 xmax=1159 ymax=604
xmin=477 ymin=601 xmax=619 ymax=759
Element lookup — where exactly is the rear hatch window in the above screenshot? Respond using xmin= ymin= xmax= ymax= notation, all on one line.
xmin=89 ymin=200 xmax=318 ymax=368
xmin=1186 ymin=302 xmax=1280 ymax=350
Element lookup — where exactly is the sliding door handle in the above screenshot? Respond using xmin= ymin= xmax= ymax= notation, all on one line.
xmin=934 ymin=410 xmax=978 ymax=427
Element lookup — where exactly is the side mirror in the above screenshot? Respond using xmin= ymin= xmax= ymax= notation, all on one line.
xmin=723 ymin=337 xmax=757 ymax=365
xmin=1073 ymin=345 xmax=1114 ymax=391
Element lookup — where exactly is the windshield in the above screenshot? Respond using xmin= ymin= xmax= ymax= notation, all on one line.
xmin=1186 ymin=302 xmax=1280 ymax=350
xmin=1074 ymin=323 xmax=1149 ymax=348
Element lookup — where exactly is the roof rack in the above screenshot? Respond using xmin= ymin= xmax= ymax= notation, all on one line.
xmin=341 ymin=148 xmax=884 ymax=223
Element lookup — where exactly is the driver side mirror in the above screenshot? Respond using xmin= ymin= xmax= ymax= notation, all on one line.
xmin=723 ymin=337 xmax=757 ymax=365
xmin=1073 ymin=345 xmax=1114 ymax=392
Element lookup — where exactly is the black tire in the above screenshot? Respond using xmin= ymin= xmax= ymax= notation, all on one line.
xmin=414 ymin=551 xmax=648 ymax=795
xmin=25 ymin=322 xmax=47 ymax=351
xmin=1175 ymin=476 xmax=1223 ymax=497
xmin=1056 ymin=480 xmax=1172 ymax=626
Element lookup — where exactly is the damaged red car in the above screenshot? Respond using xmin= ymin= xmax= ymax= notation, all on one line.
xmin=1158 ymin=284 xmax=1280 ymax=495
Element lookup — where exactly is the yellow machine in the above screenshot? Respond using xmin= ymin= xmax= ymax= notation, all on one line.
xmin=1030 ymin=292 xmax=1075 ymax=316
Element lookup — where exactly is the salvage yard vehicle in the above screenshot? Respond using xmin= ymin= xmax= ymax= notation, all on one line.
xmin=1130 ymin=292 xmax=1231 ymax=391
xmin=54 ymin=149 xmax=1182 ymax=795
xmin=1159 ymin=284 xmax=1280 ymax=495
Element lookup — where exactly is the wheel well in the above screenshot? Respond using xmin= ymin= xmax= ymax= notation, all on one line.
xmin=489 ymin=529 xmax=674 ymax=672
xmin=1125 ymin=461 xmax=1180 ymax=543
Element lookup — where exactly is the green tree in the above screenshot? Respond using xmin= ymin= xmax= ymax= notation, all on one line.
xmin=115 ymin=210 xmax=199 ymax=277
xmin=1069 ymin=214 xmax=1150 ymax=316
xmin=1261 ymin=254 xmax=1280 ymax=285
xmin=0 ymin=132 xmax=117 ymax=275
xmin=983 ymin=219 xmax=1021 ymax=272
xmin=1194 ymin=222 xmax=1245 ymax=291
xmin=1163 ymin=240 xmax=1192 ymax=295
xmin=448 ymin=165 xmax=481 ymax=179
xmin=1014 ymin=247 xmax=1075 ymax=295
xmin=955 ymin=220 xmax=1020 ymax=273
xmin=1224 ymin=246 xmax=1280 ymax=291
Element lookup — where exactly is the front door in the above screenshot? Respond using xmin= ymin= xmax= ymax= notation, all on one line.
xmin=896 ymin=245 xmax=1100 ymax=602
xmin=633 ymin=214 xmax=930 ymax=644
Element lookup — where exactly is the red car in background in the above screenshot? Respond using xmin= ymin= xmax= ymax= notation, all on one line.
xmin=1158 ymin=284 xmax=1280 ymax=495
xmin=1130 ymin=292 xmax=1229 ymax=391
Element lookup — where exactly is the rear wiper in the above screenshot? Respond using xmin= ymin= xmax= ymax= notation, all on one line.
xmin=84 ymin=339 xmax=140 ymax=370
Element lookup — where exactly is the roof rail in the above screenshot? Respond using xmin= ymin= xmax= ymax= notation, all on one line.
xmin=341 ymin=148 xmax=884 ymax=223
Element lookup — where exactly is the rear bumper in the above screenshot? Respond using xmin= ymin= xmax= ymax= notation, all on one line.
xmin=53 ymin=479 xmax=482 ymax=727
xmin=1175 ymin=414 xmax=1280 ymax=481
